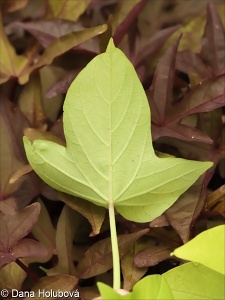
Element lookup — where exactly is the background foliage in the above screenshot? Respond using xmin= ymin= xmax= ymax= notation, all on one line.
xmin=0 ymin=0 xmax=224 ymax=299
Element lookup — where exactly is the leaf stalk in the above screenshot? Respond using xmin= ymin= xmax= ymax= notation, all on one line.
xmin=108 ymin=203 xmax=120 ymax=290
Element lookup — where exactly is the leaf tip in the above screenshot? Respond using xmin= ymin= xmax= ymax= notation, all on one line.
xmin=106 ymin=38 xmax=116 ymax=53
xmin=23 ymin=135 xmax=31 ymax=146
xmin=170 ymin=251 xmax=175 ymax=257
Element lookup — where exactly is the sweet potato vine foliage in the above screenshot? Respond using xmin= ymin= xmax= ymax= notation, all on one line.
xmin=0 ymin=0 xmax=225 ymax=299
xmin=24 ymin=39 xmax=212 ymax=222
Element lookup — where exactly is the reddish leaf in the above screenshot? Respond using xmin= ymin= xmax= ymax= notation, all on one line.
xmin=133 ymin=25 xmax=179 ymax=67
xmin=47 ymin=205 xmax=80 ymax=276
xmin=150 ymin=214 xmax=170 ymax=228
xmin=16 ymin=20 xmax=85 ymax=48
xmin=148 ymin=37 xmax=225 ymax=143
xmin=58 ymin=192 xmax=106 ymax=237
xmin=167 ymin=75 xmax=225 ymax=123
xmin=121 ymin=239 xmax=149 ymax=290
xmin=176 ymin=50 xmax=211 ymax=82
xmin=134 ymin=244 xmax=172 ymax=267
xmin=18 ymin=72 xmax=46 ymax=128
xmin=9 ymin=165 xmax=33 ymax=185
xmin=176 ymin=3 xmax=225 ymax=80
xmin=0 ymin=203 xmax=43 ymax=267
xmin=147 ymin=36 xmax=181 ymax=125
xmin=46 ymin=69 xmax=81 ymax=98
xmin=201 ymin=3 xmax=225 ymax=75
xmin=152 ymin=123 xmax=213 ymax=144
xmin=11 ymin=172 xmax=57 ymax=210
xmin=31 ymin=199 xmax=56 ymax=263
xmin=113 ymin=0 xmax=147 ymax=46
xmin=1 ymin=0 xmax=28 ymax=14
xmin=28 ymin=24 xmax=108 ymax=75
xmin=76 ymin=229 xmax=149 ymax=279
xmin=27 ymin=275 xmax=78 ymax=300
xmin=0 ymin=97 xmax=28 ymax=199
xmin=165 ymin=110 xmax=224 ymax=180
xmin=12 ymin=238 xmax=47 ymax=259
xmin=0 ymin=197 xmax=18 ymax=214
xmin=165 ymin=175 xmax=212 ymax=243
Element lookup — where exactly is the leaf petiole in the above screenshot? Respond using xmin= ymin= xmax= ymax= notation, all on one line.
xmin=108 ymin=203 xmax=120 ymax=290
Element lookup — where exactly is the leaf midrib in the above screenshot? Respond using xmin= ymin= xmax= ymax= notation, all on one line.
xmin=109 ymin=49 xmax=113 ymax=206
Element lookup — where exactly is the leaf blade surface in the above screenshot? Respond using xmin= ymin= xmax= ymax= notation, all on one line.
xmin=24 ymin=39 xmax=212 ymax=222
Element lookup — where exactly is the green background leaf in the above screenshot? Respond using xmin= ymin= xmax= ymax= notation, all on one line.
xmin=164 ymin=262 xmax=225 ymax=299
xmin=24 ymin=39 xmax=212 ymax=222
xmin=172 ymin=225 xmax=225 ymax=275
xmin=98 ymin=275 xmax=174 ymax=299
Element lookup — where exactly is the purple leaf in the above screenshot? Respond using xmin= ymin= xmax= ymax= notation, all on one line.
xmin=12 ymin=238 xmax=48 ymax=259
xmin=150 ymin=215 xmax=170 ymax=228
xmin=0 ymin=96 xmax=29 ymax=199
xmin=16 ymin=20 xmax=85 ymax=48
xmin=46 ymin=69 xmax=81 ymax=98
xmin=113 ymin=0 xmax=147 ymax=46
xmin=176 ymin=3 xmax=225 ymax=80
xmin=76 ymin=229 xmax=149 ymax=279
xmin=152 ymin=123 xmax=213 ymax=143
xmin=134 ymin=25 xmax=180 ymax=67
xmin=167 ymin=75 xmax=225 ymax=122
xmin=134 ymin=244 xmax=172 ymax=267
xmin=176 ymin=50 xmax=211 ymax=79
xmin=147 ymin=36 xmax=225 ymax=143
xmin=201 ymin=3 xmax=225 ymax=75
xmin=0 ymin=203 xmax=42 ymax=268
xmin=165 ymin=178 xmax=205 ymax=243
xmin=148 ymin=36 xmax=181 ymax=124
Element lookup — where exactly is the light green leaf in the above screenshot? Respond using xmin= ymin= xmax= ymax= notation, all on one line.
xmin=163 ymin=262 xmax=225 ymax=299
xmin=172 ymin=225 xmax=225 ymax=275
xmin=23 ymin=39 xmax=212 ymax=222
xmin=98 ymin=275 xmax=174 ymax=299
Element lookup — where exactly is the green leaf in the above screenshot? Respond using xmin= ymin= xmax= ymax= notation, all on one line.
xmin=23 ymin=39 xmax=212 ymax=222
xmin=164 ymin=262 xmax=225 ymax=300
xmin=98 ymin=275 xmax=174 ymax=299
xmin=172 ymin=225 xmax=225 ymax=275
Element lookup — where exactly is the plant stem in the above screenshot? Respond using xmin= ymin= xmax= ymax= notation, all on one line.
xmin=16 ymin=259 xmax=40 ymax=282
xmin=108 ymin=203 xmax=120 ymax=290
